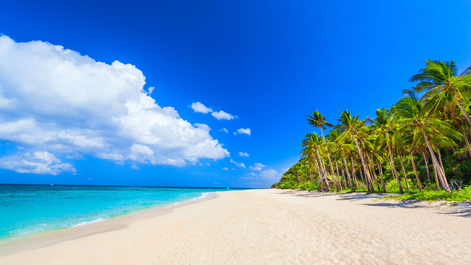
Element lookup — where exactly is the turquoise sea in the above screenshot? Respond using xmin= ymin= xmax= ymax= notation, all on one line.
xmin=0 ymin=184 xmax=230 ymax=245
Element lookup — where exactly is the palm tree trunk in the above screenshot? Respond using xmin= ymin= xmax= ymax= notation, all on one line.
xmin=422 ymin=130 xmax=451 ymax=192
xmin=352 ymin=134 xmax=376 ymax=192
xmin=359 ymin=165 xmax=364 ymax=181
xmin=409 ymin=151 xmax=423 ymax=192
xmin=343 ymin=155 xmax=354 ymax=192
xmin=388 ymin=144 xmax=403 ymax=194
xmin=436 ymin=149 xmax=447 ymax=183
xmin=366 ymin=153 xmax=381 ymax=191
xmin=316 ymin=149 xmax=330 ymax=191
xmin=456 ymin=100 xmax=471 ymax=126
xmin=350 ymin=156 xmax=359 ymax=191
xmin=334 ymin=157 xmax=342 ymax=191
xmin=399 ymin=155 xmax=410 ymax=191
xmin=433 ymin=164 xmax=440 ymax=190
xmin=313 ymin=156 xmax=325 ymax=190
xmin=461 ymin=124 xmax=471 ymax=157
xmin=376 ymin=159 xmax=386 ymax=193
xmin=319 ymin=128 xmax=340 ymax=192
xmin=341 ymin=169 xmax=346 ymax=189
xmin=423 ymin=152 xmax=431 ymax=183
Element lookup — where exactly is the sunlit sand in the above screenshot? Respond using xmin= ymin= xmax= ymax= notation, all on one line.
xmin=1 ymin=189 xmax=470 ymax=264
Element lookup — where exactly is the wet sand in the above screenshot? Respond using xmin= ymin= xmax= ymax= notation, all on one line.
xmin=1 ymin=189 xmax=470 ymax=264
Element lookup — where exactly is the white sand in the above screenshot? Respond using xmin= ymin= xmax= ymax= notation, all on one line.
xmin=1 ymin=189 xmax=471 ymax=264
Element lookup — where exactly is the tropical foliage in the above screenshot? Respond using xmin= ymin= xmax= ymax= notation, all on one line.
xmin=272 ymin=60 xmax=471 ymax=200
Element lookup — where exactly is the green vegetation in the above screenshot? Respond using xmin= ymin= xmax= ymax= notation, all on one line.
xmin=383 ymin=186 xmax=471 ymax=203
xmin=272 ymin=60 xmax=471 ymax=202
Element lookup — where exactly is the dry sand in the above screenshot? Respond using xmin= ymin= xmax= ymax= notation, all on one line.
xmin=1 ymin=189 xmax=471 ymax=264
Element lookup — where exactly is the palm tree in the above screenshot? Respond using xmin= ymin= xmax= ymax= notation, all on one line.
xmin=371 ymin=108 xmax=404 ymax=193
xmin=301 ymin=133 xmax=331 ymax=190
xmin=307 ymin=111 xmax=340 ymax=191
xmin=395 ymin=105 xmax=461 ymax=192
xmin=411 ymin=60 xmax=471 ymax=125
xmin=336 ymin=110 xmax=376 ymax=192
xmin=328 ymin=131 xmax=357 ymax=192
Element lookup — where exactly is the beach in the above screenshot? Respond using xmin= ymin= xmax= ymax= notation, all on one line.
xmin=1 ymin=189 xmax=471 ymax=264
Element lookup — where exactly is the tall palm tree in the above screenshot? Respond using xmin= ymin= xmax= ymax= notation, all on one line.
xmin=307 ymin=111 xmax=340 ymax=191
xmin=395 ymin=105 xmax=461 ymax=192
xmin=328 ymin=131 xmax=356 ymax=192
xmin=336 ymin=110 xmax=376 ymax=192
xmin=371 ymin=108 xmax=404 ymax=193
xmin=301 ymin=133 xmax=331 ymax=190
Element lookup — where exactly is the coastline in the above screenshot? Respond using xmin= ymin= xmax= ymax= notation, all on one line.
xmin=0 ymin=191 xmax=218 ymax=256
xmin=1 ymin=189 xmax=471 ymax=264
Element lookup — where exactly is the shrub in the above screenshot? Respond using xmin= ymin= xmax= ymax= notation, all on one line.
xmin=384 ymin=185 xmax=471 ymax=202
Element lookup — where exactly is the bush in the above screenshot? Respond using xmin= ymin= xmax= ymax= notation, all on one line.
xmin=297 ymin=182 xmax=319 ymax=190
xmin=384 ymin=186 xmax=471 ymax=202
xmin=385 ymin=178 xmax=418 ymax=193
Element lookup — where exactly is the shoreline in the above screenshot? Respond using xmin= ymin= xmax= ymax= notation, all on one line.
xmin=1 ymin=189 xmax=471 ymax=264
xmin=0 ymin=191 xmax=219 ymax=256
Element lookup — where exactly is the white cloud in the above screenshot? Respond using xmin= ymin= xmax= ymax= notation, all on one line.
xmin=231 ymin=168 xmax=236 ymax=170
xmin=233 ymin=132 xmax=237 ymax=135
xmin=236 ymin=128 xmax=251 ymax=135
xmin=212 ymin=110 xmax=235 ymax=120
xmin=222 ymin=167 xmax=229 ymax=171
xmin=148 ymin=87 xmax=155 ymax=94
xmin=0 ymin=36 xmax=229 ymax=173
xmin=190 ymin=102 xmax=213 ymax=114
xmin=0 ymin=151 xmax=75 ymax=175
xmin=247 ymin=169 xmax=280 ymax=180
xmin=249 ymin=163 xmax=266 ymax=171
xmin=219 ymin=128 xmax=229 ymax=133
xmin=131 ymin=165 xmax=140 ymax=170
xmin=260 ymin=169 xmax=279 ymax=179
xmin=238 ymin=152 xmax=249 ymax=157
xmin=230 ymin=158 xmax=246 ymax=168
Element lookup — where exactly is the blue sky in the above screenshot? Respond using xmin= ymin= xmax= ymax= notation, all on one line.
xmin=0 ymin=0 xmax=470 ymax=188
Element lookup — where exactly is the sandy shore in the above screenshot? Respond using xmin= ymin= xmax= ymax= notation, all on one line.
xmin=1 ymin=189 xmax=471 ymax=264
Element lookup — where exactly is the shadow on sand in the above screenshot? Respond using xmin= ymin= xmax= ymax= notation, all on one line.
xmin=273 ymin=189 xmax=471 ymax=218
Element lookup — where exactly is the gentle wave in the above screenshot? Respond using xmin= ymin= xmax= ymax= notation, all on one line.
xmin=71 ymin=218 xmax=107 ymax=228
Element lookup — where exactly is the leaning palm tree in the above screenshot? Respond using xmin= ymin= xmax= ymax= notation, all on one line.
xmin=307 ymin=111 xmax=340 ymax=191
xmin=371 ymin=108 xmax=404 ymax=193
xmin=411 ymin=60 xmax=471 ymax=125
xmin=301 ymin=132 xmax=331 ymax=190
xmin=395 ymin=105 xmax=461 ymax=192
xmin=336 ymin=110 xmax=376 ymax=192
xmin=329 ymin=134 xmax=357 ymax=192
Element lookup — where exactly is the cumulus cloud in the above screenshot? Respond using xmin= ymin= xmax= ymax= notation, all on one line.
xmin=0 ymin=151 xmax=75 ymax=175
xmin=249 ymin=163 xmax=266 ymax=171
xmin=236 ymin=128 xmax=251 ymax=135
xmin=222 ymin=167 xmax=229 ymax=171
xmin=219 ymin=128 xmax=229 ymax=133
xmin=0 ymin=36 xmax=229 ymax=173
xmin=230 ymin=158 xmax=245 ymax=168
xmin=238 ymin=152 xmax=249 ymax=157
xmin=212 ymin=110 xmax=235 ymax=120
xmin=190 ymin=102 xmax=213 ymax=114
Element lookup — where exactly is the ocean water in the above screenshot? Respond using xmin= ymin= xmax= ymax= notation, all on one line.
xmin=0 ymin=184 xmax=229 ymax=244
